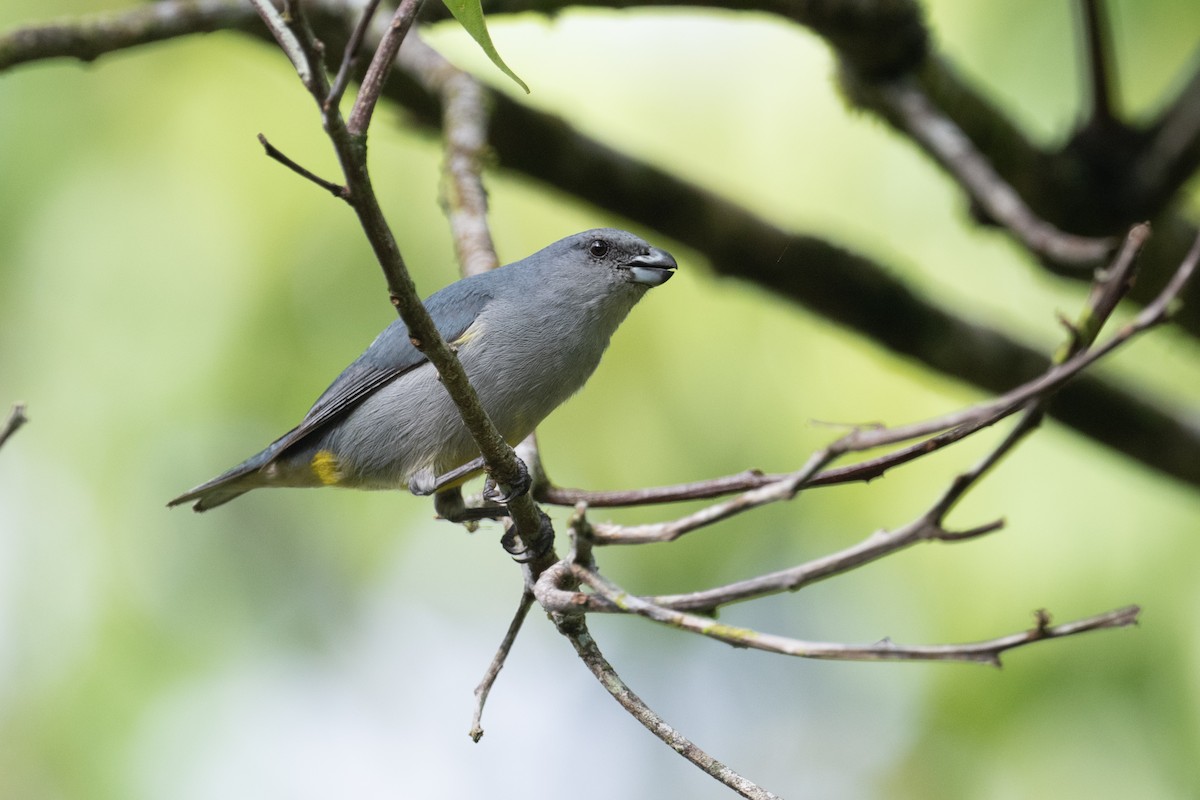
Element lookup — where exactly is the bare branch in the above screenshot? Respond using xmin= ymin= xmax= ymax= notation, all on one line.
xmin=327 ymin=0 xmax=384 ymax=110
xmin=256 ymin=133 xmax=346 ymax=197
xmin=247 ymin=0 xmax=323 ymax=94
xmin=577 ymin=567 xmax=1139 ymax=666
xmin=0 ymin=0 xmax=252 ymax=72
xmin=646 ymin=513 xmax=985 ymax=613
xmin=872 ymin=77 xmax=1114 ymax=266
xmin=0 ymin=403 xmax=27 ymax=451
xmin=469 ymin=589 xmax=535 ymax=743
xmin=557 ymin=616 xmax=782 ymax=800
xmin=837 ymin=232 xmax=1174 ymax=455
xmin=638 ymin=411 xmax=1023 ymax=613
xmin=589 ymin=450 xmax=834 ymax=545
xmin=347 ymin=0 xmax=424 ymax=136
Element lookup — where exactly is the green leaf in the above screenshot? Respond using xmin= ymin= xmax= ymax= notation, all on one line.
xmin=440 ymin=0 xmax=530 ymax=94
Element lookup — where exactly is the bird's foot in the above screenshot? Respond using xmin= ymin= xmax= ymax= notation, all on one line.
xmin=482 ymin=458 xmax=531 ymax=505
xmin=500 ymin=508 xmax=555 ymax=563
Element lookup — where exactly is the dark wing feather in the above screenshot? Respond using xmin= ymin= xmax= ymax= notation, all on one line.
xmin=268 ymin=277 xmax=497 ymax=455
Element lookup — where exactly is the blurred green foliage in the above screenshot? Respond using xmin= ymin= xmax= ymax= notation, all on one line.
xmin=0 ymin=1 xmax=1198 ymax=798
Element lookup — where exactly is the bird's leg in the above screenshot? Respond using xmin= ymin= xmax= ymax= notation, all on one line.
xmin=433 ymin=486 xmax=510 ymax=523
xmin=413 ymin=457 xmax=487 ymax=495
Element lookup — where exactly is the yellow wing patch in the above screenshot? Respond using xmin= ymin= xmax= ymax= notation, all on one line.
xmin=310 ymin=449 xmax=344 ymax=485
xmin=451 ymin=319 xmax=485 ymax=348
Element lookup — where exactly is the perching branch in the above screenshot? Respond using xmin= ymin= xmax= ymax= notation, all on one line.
xmin=246 ymin=0 xmax=551 ymax=562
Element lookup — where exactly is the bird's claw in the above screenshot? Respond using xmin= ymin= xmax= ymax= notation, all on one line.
xmin=500 ymin=509 xmax=555 ymax=563
xmin=483 ymin=458 xmax=531 ymax=505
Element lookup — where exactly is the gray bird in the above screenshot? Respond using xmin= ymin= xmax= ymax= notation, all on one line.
xmin=168 ymin=229 xmax=677 ymax=519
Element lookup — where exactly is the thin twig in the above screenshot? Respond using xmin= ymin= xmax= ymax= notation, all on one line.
xmin=246 ymin=0 xmax=313 ymax=87
xmin=469 ymin=589 xmax=535 ymax=742
xmin=576 ymin=567 xmax=1139 ymax=665
xmin=257 ymin=133 xmax=346 ymax=197
xmin=589 ymin=450 xmax=835 ymax=544
xmin=557 ymin=617 xmax=782 ymax=800
xmin=327 ymin=0 xmax=384 ymax=111
xmin=347 ymin=0 xmax=424 ymax=136
xmin=645 ymin=513 xmax=987 ymax=613
xmin=0 ymin=403 xmax=27 ymax=451
xmin=639 ymin=424 xmax=1014 ymax=614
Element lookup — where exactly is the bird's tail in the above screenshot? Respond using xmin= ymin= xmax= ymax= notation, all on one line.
xmin=168 ymin=440 xmax=286 ymax=512
xmin=168 ymin=481 xmax=253 ymax=512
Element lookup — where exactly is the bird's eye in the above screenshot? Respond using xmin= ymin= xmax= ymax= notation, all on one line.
xmin=588 ymin=239 xmax=609 ymax=257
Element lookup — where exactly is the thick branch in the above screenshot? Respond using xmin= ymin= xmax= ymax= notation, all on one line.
xmin=0 ymin=0 xmax=257 ymax=71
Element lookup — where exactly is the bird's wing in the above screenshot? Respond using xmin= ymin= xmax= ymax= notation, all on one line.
xmin=270 ymin=279 xmax=497 ymax=454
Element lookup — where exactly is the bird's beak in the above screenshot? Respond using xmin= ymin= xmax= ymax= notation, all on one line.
xmin=626 ymin=247 xmax=678 ymax=286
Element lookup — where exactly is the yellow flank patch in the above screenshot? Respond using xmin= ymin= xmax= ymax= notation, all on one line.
xmin=310 ymin=449 xmax=344 ymax=485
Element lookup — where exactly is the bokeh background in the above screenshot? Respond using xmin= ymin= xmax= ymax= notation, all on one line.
xmin=2 ymin=1 xmax=1199 ymax=798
